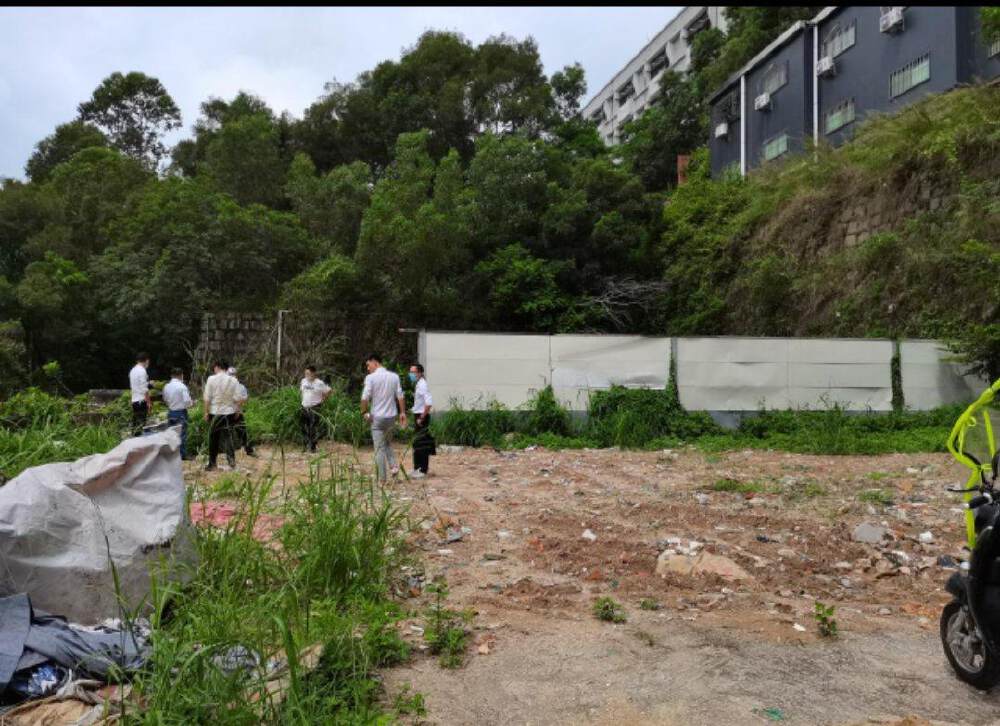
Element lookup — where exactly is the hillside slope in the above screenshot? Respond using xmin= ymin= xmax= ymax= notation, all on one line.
xmin=658 ymin=85 xmax=1000 ymax=376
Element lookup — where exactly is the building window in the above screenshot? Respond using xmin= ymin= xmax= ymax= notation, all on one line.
xmin=825 ymin=98 xmax=856 ymax=133
xmin=616 ymin=80 xmax=635 ymax=105
xmin=718 ymin=90 xmax=741 ymax=122
xmin=760 ymin=61 xmax=789 ymax=96
xmin=889 ymin=53 xmax=930 ymax=99
xmin=822 ymin=21 xmax=856 ymax=58
xmin=990 ymin=37 xmax=1000 ymax=58
xmin=649 ymin=48 xmax=669 ymax=77
xmin=590 ymin=108 xmax=606 ymax=124
xmin=762 ymin=133 xmax=789 ymax=162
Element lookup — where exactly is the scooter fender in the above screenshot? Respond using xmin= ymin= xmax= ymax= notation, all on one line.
xmin=946 ymin=571 xmax=968 ymax=603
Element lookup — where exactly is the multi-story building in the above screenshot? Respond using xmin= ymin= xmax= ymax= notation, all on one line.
xmin=708 ymin=6 xmax=1000 ymax=178
xmin=582 ymin=6 xmax=728 ymax=146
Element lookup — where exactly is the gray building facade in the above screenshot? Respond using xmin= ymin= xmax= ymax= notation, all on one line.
xmin=582 ymin=7 xmax=728 ymax=146
xmin=708 ymin=6 xmax=1000 ymax=177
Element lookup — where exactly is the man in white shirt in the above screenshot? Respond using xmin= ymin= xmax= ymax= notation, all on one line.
xmin=163 ymin=368 xmax=195 ymax=460
xmin=360 ymin=353 xmax=406 ymax=482
xmin=300 ymin=365 xmax=332 ymax=453
xmin=409 ymin=363 xmax=435 ymax=478
xmin=202 ymin=359 xmax=239 ymax=470
xmin=228 ymin=366 xmax=255 ymax=457
xmin=129 ymin=352 xmax=152 ymax=437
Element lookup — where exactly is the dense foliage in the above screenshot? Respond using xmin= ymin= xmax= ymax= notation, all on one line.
xmin=1 ymin=12 xmax=997 ymax=395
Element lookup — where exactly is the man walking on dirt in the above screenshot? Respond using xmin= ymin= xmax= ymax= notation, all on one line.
xmin=360 ymin=354 xmax=406 ymax=482
xmin=228 ymin=367 xmax=255 ymax=457
xmin=300 ymin=365 xmax=331 ymax=453
xmin=163 ymin=368 xmax=195 ymax=460
xmin=129 ymin=352 xmax=152 ymax=437
xmin=203 ymin=360 xmax=239 ymax=471
xmin=409 ymin=363 xmax=435 ymax=479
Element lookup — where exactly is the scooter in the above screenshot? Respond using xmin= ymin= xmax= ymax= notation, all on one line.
xmin=940 ymin=377 xmax=1000 ymax=689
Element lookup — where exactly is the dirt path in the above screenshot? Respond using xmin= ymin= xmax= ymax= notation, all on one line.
xmin=191 ymin=443 xmax=1000 ymax=725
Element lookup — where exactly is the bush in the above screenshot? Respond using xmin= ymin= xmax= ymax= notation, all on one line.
xmin=431 ymin=398 xmax=517 ymax=447
xmin=522 ymin=385 xmax=572 ymax=437
xmin=587 ymin=385 xmax=719 ymax=447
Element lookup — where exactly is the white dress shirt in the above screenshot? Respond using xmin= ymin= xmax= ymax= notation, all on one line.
xmin=361 ymin=367 xmax=403 ymax=419
xmin=301 ymin=377 xmax=331 ymax=408
xmin=203 ymin=371 xmax=239 ymax=416
xmin=129 ymin=364 xmax=149 ymax=403
xmin=162 ymin=378 xmax=194 ymax=411
xmin=412 ymin=377 xmax=433 ymax=414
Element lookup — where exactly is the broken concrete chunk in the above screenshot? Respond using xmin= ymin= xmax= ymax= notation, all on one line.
xmin=656 ymin=551 xmax=752 ymax=581
xmin=852 ymin=522 xmax=890 ymax=544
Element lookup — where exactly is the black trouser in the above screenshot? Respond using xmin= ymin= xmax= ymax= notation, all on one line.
xmin=131 ymin=401 xmax=148 ymax=437
xmin=413 ymin=413 xmax=432 ymax=473
xmin=300 ymin=406 xmax=321 ymax=451
xmin=233 ymin=412 xmax=254 ymax=454
xmin=208 ymin=413 xmax=236 ymax=467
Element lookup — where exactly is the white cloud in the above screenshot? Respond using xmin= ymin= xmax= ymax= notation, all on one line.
xmin=0 ymin=6 xmax=681 ymax=179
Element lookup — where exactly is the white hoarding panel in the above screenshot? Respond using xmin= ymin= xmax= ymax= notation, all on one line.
xmin=900 ymin=340 xmax=988 ymax=409
xmin=550 ymin=335 xmax=670 ymax=409
xmin=677 ymin=337 xmax=893 ymax=412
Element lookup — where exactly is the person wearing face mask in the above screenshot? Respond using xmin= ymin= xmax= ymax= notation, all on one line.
xmin=300 ymin=365 xmax=332 ymax=453
xmin=129 ymin=352 xmax=153 ymax=437
xmin=408 ymin=363 xmax=435 ymax=479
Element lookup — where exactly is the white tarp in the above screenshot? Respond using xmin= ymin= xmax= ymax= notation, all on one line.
xmin=900 ymin=340 xmax=990 ymax=409
xmin=0 ymin=429 xmax=195 ymax=624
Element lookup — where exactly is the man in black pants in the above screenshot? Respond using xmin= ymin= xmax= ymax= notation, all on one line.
xmin=203 ymin=360 xmax=239 ymax=471
xmin=409 ymin=363 xmax=435 ymax=478
xmin=128 ymin=352 xmax=152 ymax=437
xmin=300 ymin=365 xmax=331 ymax=452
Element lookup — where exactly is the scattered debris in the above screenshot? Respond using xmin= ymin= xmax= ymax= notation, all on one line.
xmin=581 ymin=529 xmax=597 ymax=542
xmin=852 ymin=522 xmax=890 ymax=545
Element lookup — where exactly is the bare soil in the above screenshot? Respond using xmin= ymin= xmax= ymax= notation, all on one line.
xmin=191 ymin=443 xmax=1000 ymax=726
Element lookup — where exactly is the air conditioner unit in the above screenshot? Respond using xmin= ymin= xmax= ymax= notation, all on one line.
xmin=815 ymin=55 xmax=836 ymax=78
xmin=714 ymin=121 xmax=729 ymax=139
xmin=880 ymin=7 xmax=904 ymax=33
xmin=754 ymin=92 xmax=772 ymax=111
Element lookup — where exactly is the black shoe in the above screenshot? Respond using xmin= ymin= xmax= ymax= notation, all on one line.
xmin=227 ymin=458 xmax=236 ymax=468
xmin=204 ymin=464 xmax=217 ymax=472
xmin=246 ymin=449 xmax=258 ymax=458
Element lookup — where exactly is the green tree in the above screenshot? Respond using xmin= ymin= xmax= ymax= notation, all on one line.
xmin=93 ymin=178 xmax=314 ymax=367
xmin=16 ymin=252 xmax=94 ymax=382
xmin=466 ymin=133 xmax=550 ymax=254
xmin=0 ymin=180 xmax=58 ymax=281
xmin=202 ymin=112 xmax=288 ymax=206
xmin=469 ymin=35 xmax=553 ymax=135
xmin=475 ymin=243 xmax=574 ymax=331
xmin=29 ymin=148 xmax=150 ymax=265
xmin=984 ymin=7 xmax=1000 ymax=43
xmin=78 ymin=71 xmax=182 ymax=169
xmin=619 ymin=71 xmax=706 ymax=191
xmin=25 ymin=121 xmax=108 ymax=183
xmin=550 ymin=63 xmax=587 ymax=121
xmin=285 ymin=153 xmax=372 ymax=254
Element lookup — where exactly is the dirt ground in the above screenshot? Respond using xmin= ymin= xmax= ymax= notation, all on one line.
xmin=190 ymin=442 xmax=1000 ymax=726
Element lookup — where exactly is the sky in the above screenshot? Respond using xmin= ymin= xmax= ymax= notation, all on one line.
xmin=0 ymin=6 xmax=682 ymax=180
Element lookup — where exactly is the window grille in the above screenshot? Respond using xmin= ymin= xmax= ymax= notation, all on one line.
xmin=889 ymin=53 xmax=930 ymax=99
xmin=763 ymin=133 xmax=789 ymax=161
xmin=825 ymin=98 xmax=856 ymax=133
xmin=822 ymin=21 xmax=857 ymax=58
xmin=761 ymin=62 xmax=789 ymax=95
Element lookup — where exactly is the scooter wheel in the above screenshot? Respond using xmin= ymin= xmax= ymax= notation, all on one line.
xmin=940 ymin=600 xmax=1000 ymax=690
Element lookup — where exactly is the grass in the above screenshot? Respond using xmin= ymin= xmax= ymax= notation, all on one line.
xmin=430 ymin=387 xmax=961 ymax=457
xmin=709 ymin=478 xmax=764 ymax=494
xmin=423 ymin=581 xmax=470 ymax=669
xmin=130 ymin=460 xmax=414 ymax=723
xmin=858 ymin=488 xmax=894 ymax=507
xmin=593 ymin=597 xmax=627 ymax=623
